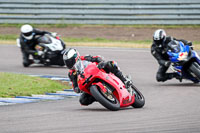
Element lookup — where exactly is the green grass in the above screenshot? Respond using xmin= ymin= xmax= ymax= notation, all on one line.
xmin=0 ymin=34 xmax=151 ymax=44
xmin=0 ymin=34 xmax=19 ymax=40
xmin=0 ymin=72 xmax=71 ymax=98
xmin=62 ymin=37 xmax=151 ymax=44
xmin=1 ymin=34 xmax=200 ymax=49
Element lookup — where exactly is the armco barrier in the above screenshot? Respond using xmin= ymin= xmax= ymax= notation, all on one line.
xmin=0 ymin=0 xmax=200 ymax=25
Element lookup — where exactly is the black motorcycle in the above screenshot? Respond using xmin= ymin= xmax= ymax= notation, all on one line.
xmin=17 ymin=34 xmax=66 ymax=67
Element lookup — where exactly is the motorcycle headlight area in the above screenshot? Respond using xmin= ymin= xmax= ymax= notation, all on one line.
xmin=178 ymin=52 xmax=188 ymax=61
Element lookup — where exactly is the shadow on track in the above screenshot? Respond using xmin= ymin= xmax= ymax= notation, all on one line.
xmin=77 ymin=105 xmax=143 ymax=112
xmin=157 ymin=83 xmax=200 ymax=87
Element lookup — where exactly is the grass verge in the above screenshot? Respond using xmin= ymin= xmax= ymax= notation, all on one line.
xmin=0 ymin=72 xmax=71 ymax=98
xmin=0 ymin=34 xmax=200 ymax=49
xmin=0 ymin=34 xmax=152 ymax=48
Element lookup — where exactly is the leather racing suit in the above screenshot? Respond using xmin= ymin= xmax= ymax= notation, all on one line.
xmin=68 ymin=55 xmax=128 ymax=106
xmin=19 ymin=29 xmax=51 ymax=66
xmin=151 ymin=36 xmax=192 ymax=82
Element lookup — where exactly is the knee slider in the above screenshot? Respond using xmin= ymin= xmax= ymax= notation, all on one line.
xmin=156 ymin=73 xmax=165 ymax=82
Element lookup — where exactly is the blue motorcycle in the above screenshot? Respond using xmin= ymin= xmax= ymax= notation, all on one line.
xmin=167 ymin=41 xmax=200 ymax=83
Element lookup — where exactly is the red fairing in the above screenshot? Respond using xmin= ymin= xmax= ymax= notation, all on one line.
xmin=77 ymin=63 xmax=135 ymax=108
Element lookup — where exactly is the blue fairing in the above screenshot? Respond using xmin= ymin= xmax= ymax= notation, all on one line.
xmin=167 ymin=41 xmax=200 ymax=82
xmin=167 ymin=41 xmax=189 ymax=63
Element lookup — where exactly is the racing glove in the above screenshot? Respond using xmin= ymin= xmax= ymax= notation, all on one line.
xmin=38 ymin=51 xmax=44 ymax=56
xmin=124 ymin=80 xmax=132 ymax=89
xmin=34 ymin=51 xmax=44 ymax=56
xmin=187 ymin=41 xmax=193 ymax=46
xmin=51 ymin=32 xmax=57 ymax=37
xmin=84 ymin=55 xmax=92 ymax=61
xmin=187 ymin=42 xmax=193 ymax=50
xmin=84 ymin=55 xmax=103 ymax=63
xmin=164 ymin=61 xmax=171 ymax=67
xmin=97 ymin=61 xmax=107 ymax=69
xmin=74 ymin=87 xmax=81 ymax=93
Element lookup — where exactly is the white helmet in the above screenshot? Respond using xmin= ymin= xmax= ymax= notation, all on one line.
xmin=20 ymin=24 xmax=34 ymax=40
xmin=153 ymin=29 xmax=166 ymax=45
xmin=63 ymin=48 xmax=80 ymax=69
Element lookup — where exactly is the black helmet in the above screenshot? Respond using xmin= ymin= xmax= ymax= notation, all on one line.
xmin=153 ymin=29 xmax=166 ymax=45
xmin=63 ymin=48 xmax=80 ymax=69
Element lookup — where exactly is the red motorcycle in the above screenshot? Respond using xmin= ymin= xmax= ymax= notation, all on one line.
xmin=77 ymin=62 xmax=145 ymax=111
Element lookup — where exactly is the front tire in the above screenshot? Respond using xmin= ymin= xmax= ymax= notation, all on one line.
xmin=189 ymin=62 xmax=200 ymax=80
xmin=131 ymin=85 xmax=145 ymax=108
xmin=90 ymin=85 xmax=120 ymax=111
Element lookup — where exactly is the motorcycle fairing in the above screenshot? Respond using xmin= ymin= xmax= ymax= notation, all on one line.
xmin=37 ymin=35 xmax=64 ymax=51
xmin=168 ymin=41 xmax=200 ymax=82
xmin=77 ymin=63 xmax=135 ymax=107
xmin=43 ymin=36 xmax=63 ymax=51
xmin=167 ymin=41 xmax=189 ymax=63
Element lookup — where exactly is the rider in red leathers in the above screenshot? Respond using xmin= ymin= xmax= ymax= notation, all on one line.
xmin=63 ymin=48 xmax=132 ymax=106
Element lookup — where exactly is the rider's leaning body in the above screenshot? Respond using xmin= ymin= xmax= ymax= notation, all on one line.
xmin=19 ymin=24 xmax=53 ymax=67
xmin=151 ymin=29 xmax=192 ymax=82
xmin=63 ymin=48 xmax=132 ymax=106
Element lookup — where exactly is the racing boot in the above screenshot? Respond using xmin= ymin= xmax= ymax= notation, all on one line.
xmin=115 ymin=71 xmax=133 ymax=89
xmin=124 ymin=77 xmax=133 ymax=89
xmin=175 ymin=75 xmax=182 ymax=82
xmin=168 ymin=73 xmax=182 ymax=82
xmin=174 ymin=73 xmax=182 ymax=82
xmin=105 ymin=61 xmax=133 ymax=89
xmin=23 ymin=59 xmax=34 ymax=67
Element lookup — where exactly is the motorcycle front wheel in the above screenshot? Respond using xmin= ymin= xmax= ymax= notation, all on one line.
xmin=90 ymin=85 xmax=120 ymax=111
xmin=189 ymin=62 xmax=200 ymax=80
xmin=131 ymin=85 xmax=145 ymax=108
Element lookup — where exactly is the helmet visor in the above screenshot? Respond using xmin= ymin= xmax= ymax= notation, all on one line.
xmin=23 ymin=32 xmax=33 ymax=37
xmin=64 ymin=56 xmax=76 ymax=69
xmin=154 ymin=39 xmax=163 ymax=45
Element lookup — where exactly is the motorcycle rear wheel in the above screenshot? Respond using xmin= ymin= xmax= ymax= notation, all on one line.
xmin=131 ymin=85 xmax=145 ymax=108
xmin=189 ymin=62 xmax=200 ymax=80
xmin=90 ymin=85 xmax=120 ymax=111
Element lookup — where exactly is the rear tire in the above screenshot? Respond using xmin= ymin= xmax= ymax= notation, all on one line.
xmin=131 ymin=85 xmax=145 ymax=108
xmin=189 ymin=62 xmax=200 ymax=80
xmin=90 ymin=85 xmax=120 ymax=111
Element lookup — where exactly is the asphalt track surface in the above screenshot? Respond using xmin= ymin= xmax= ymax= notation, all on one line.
xmin=0 ymin=45 xmax=200 ymax=133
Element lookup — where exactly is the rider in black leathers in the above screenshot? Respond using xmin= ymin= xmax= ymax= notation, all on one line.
xmin=151 ymin=29 xmax=193 ymax=82
xmin=19 ymin=24 xmax=54 ymax=67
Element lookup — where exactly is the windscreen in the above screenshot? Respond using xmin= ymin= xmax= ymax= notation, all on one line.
xmin=37 ymin=35 xmax=52 ymax=44
xmin=74 ymin=60 xmax=91 ymax=73
xmin=168 ymin=42 xmax=181 ymax=53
